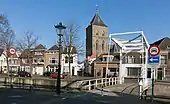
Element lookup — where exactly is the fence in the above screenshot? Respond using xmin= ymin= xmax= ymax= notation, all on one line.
xmin=1 ymin=77 xmax=121 ymax=91
xmin=75 ymin=77 xmax=121 ymax=90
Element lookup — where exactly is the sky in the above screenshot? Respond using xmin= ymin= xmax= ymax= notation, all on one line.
xmin=1 ymin=0 xmax=170 ymax=60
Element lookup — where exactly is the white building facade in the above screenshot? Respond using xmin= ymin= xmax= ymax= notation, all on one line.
xmin=61 ymin=46 xmax=79 ymax=76
xmin=0 ymin=49 xmax=20 ymax=73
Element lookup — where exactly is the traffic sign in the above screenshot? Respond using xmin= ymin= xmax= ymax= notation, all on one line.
xmin=8 ymin=47 xmax=16 ymax=55
xmin=148 ymin=56 xmax=160 ymax=64
xmin=148 ymin=45 xmax=160 ymax=56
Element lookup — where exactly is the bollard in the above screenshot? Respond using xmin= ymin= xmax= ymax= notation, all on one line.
xmin=139 ymin=80 xmax=143 ymax=99
xmin=4 ymin=77 xmax=7 ymax=85
xmin=10 ymin=84 xmax=13 ymax=89
xmin=10 ymin=77 xmax=14 ymax=89
xmin=29 ymin=85 xmax=33 ymax=92
xmin=101 ymin=85 xmax=104 ymax=96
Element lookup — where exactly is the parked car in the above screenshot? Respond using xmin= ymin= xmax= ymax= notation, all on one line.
xmin=43 ymin=71 xmax=52 ymax=77
xmin=17 ymin=71 xmax=31 ymax=77
xmin=50 ymin=72 xmax=64 ymax=79
xmin=9 ymin=71 xmax=18 ymax=77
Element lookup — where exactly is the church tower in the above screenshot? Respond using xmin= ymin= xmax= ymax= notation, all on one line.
xmin=86 ymin=7 xmax=108 ymax=58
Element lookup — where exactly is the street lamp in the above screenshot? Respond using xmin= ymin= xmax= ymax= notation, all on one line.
xmin=54 ymin=22 xmax=66 ymax=95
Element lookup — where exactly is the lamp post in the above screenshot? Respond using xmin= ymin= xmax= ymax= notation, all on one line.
xmin=54 ymin=22 xmax=66 ymax=95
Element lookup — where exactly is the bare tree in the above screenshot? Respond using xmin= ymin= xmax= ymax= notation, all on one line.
xmin=0 ymin=15 xmax=15 ymax=76
xmin=16 ymin=31 xmax=38 ymax=75
xmin=62 ymin=22 xmax=84 ymax=78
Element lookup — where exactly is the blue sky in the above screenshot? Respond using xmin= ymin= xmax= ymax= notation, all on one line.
xmin=1 ymin=0 xmax=170 ymax=60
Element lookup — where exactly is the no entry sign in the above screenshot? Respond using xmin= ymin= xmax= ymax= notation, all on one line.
xmin=148 ymin=45 xmax=160 ymax=56
xmin=8 ymin=47 xmax=16 ymax=55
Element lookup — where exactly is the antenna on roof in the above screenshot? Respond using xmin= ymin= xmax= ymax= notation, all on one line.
xmin=96 ymin=4 xmax=99 ymax=15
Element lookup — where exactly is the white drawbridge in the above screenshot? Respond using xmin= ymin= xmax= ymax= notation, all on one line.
xmin=107 ymin=31 xmax=150 ymax=85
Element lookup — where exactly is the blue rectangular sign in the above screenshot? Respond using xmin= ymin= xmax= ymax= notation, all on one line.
xmin=148 ymin=56 xmax=160 ymax=64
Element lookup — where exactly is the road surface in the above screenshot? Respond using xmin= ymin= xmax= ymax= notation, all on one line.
xmin=0 ymin=88 xmax=158 ymax=104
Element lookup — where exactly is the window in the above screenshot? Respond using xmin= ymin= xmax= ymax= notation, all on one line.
xmin=65 ymin=56 xmax=73 ymax=63
xmin=102 ymin=31 xmax=105 ymax=36
xmin=103 ymin=57 xmax=107 ymax=61
xmin=96 ymin=33 xmax=98 ymax=35
xmin=128 ymin=56 xmax=132 ymax=63
xmin=40 ymin=59 xmax=44 ymax=62
xmin=109 ymin=68 xmax=117 ymax=72
xmin=13 ymin=60 xmax=16 ymax=64
xmin=125 ymin=56 xmax=128 ymax=63
xmin=11 ymin=60 xmax=14 ymax=64
xmin=96 ymin=40 xmax=99 ymax=50
xmin=127 ymin=67 xmax=141 ymax=77
xmin=38 ymin=58 xmax=44 ymax=63
xmin=147 ymin=68 xmax=151 ymax=78
xmin=102 ymin=40 xmax=104 ymax=51
xmin=140 ymin=55 xmax=143 ymax=63
xmin=125 ymin=56 xmax=135 ymax=64
xmin=35 ymin=52 xmax=42 ymax=55
xmin=161 ymin=55 xmax=167 ymax=64
xmin=132 ymin=56 xmax=135 ymax=63
xmin=65 ymin=56 xmax=68 ymax=63
xmin=50 ymin=58 xmax=57 ymax=64
xmin=168 ymin=52 xmax=170 ymax=59
xmin=70 ymin=56 xmax=73 ymax=63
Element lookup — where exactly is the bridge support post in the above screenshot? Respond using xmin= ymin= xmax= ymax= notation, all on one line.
xmin=101 ymin=78 xmax=103 ymax=87
xmin=112 ymin=78 xmax=114 ymax=85
xmin=115 ymin=77 xmax=117 ymax=84
xmin=88 ymin=80 xmax=91 ymax=90
xmin=105 ymin=78 xmax=107 ymax=86
xmin=95 ymin=80 xmax=97 ymax=88
xmin=139 ymin=80 xmax=143 ymax=99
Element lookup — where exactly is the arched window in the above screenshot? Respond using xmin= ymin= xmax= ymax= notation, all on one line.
xmin=96 ymin=40 xmax=99 ymax=50
xmin=102 ymin=40 xmax=105 ymax=51
xmin=102 ymin=31 xmax=105 ymax=36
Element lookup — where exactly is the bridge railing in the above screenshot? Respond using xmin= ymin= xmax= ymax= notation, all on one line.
xmin=76 ymin=77 xmax=121 ymax=90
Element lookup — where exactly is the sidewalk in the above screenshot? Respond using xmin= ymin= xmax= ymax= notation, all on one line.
xmin=88 ymin=89 xmax=158 ymax=104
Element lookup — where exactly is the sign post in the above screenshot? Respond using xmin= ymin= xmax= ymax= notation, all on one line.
xmin=8 ymin=47 xmax=16 ymax=55
xmin=7 ymin=47 xmax=16 ymax=89
xmin=148 ymin=45 xmax=160 ymax=102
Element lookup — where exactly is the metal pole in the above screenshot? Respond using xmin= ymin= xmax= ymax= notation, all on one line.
xmin=151 ymin=68 xmax=154 ymax=102
xmin=56 ymin=34 xmax=62 ymax=95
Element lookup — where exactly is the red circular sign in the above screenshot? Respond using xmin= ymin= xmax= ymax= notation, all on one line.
xmin=148 ymin=45 xmax=160 ymax=56
xmin=8 ymin=47 xmax=16 ymax=55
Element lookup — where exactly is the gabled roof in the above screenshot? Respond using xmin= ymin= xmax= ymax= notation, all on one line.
xmin=49 ymin=45 xmax=59 ymax=50
xmin=35 ymin=44 xmax=46 ymax=49
xmin=90 ymin=13 xmax=107 ymax=27
xmin=150 ymin=37 xmax=169 ymax=46
xmin=62 ymin=46 xmax=77 ymax=54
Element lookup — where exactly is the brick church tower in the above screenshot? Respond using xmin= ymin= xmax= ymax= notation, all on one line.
xmin=86 ymin=8 xmax=108 ymax=58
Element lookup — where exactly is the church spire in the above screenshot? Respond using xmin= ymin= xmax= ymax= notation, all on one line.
xmin=96 ymin=4 xmax=99 ymax=15
xmin=89 ymin=5 xmax=107 ymax=27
